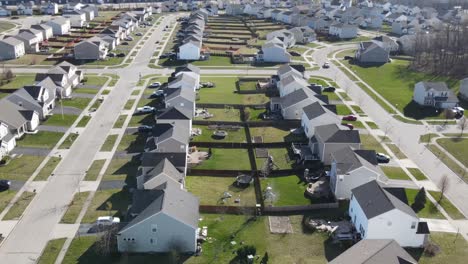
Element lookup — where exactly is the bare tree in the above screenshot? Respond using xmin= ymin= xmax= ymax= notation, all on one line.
xmin=94 ymin=225 xmax=119 ymax=256
xmin=437 ymin=174 xmax=450 ymax=204
xmin=458 ymin=117 xmax=468 ymax=136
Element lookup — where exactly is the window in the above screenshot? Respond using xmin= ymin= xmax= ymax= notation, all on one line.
xmin=151 ymin=224 xmax=158 ymax=233
xmin=150 ymin=238 xmax=154 ymax=244
xmin=411 ymin=222 xmax=416 ymax=229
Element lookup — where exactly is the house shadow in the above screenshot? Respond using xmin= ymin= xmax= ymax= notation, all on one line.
xmin=323 ymin=237 xmax=352 ymax=262
xmin=132 ymin=114 xmax=156 ymax=127
xmin=124 ymin=132 xmax=148 ymax=154
xmin=403 ymin=101 xmax=445 ymax=120
xmin=160 ymin=59 xmax=190 ymax=67
xmin=95 ymin=186 xmax=132 ymax=220
xmin=109 ymin=156 xmax=141 ymax=188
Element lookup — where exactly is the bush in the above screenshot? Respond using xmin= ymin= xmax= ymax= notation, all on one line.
xmin=236 ymin=245 xmax=256 ymax=259
xmin=424 ymin=241 xmax=441 ymax=257
xmin=411 ymin=187 xmax=427 ymax=212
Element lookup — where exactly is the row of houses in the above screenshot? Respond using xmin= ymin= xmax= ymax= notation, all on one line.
xmin=177 ymin=9 xmax=208 ymax=61
xmin=0 ymin=1 xmax=57 ymax=16
xmin=267 ymin=64 xmax=429 ymax=253
xmin=117 ymin=64 xmax=201 ymax=253
xmin=0 ymin=61 xmax=83 ymax=160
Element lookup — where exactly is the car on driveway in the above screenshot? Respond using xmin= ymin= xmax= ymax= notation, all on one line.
xmin=342 ymin=115 xmax=357 ymax=121
xmin=342 ymin=123 xmax=354 ymax=130
xmin=0 ymin=180 xmax=11 ymax=191
xmin=148 ymin=82 xmax=161 ymax=88
xmin=200 ymin=82 xmax=215 ymax=88
xmin=135 ymin=32 xmax=143 ymax=36
xmin=121 ymin=42 xmax=129 ymax=45
xmin=376 ymin=153 xmax=390 ymax=163
xmin=135 ymin=106 xmax=155 ymax=114
xmin=116 ymin=53 xmax=126 ymax=57
xmin=96 ymin=216 xmax=120 ymax=227
xmin=124 ymin=37 xmax=133 ymax=41
xmin=322 ymin=62 xmax=330 ymax=68
xmin=138 ymin=125 xmax=153 ymax=133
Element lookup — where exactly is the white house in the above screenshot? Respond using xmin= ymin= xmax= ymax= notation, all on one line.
xmin=0 ymin=100 xmax=40 ymax=138
xmin=349 ymin=180 xmax=430 ymax=248
xmin=277 ymin=74 xmax=309 ymax=97
xmin=355 ymin=41 xmax=389 ymax=64
xmin=301 ymin=102 xmax=340 ymax=138
xmin=17 ymin=3 xmax=34 ymax=16
xmin=41 ymin=2 xmax=58 ymax=15
xmin=13 ymin=32 xmax=39 ymax=53
xmin=0 ymin=37 xmax=25 ymax=60
xmin=178 ymin=40 xmax=201 ymax=60
xmin=0 ymin=122 xmax=16 ymax=161
xmin=329 ymin=22 xmax=358 ymax=39
xmin=266 ymin=30 xmax=296 ymax=48
xmin=459 ymin=78 xmax=468 ymax=100
xmin=63 ymin=10 xmax=87 ymax=28
xmin=46 ymin=18 xmax=71 ymax=35
xmin=413 ymin=81 xmax=459 ymax=109
xmin=0 ymin=7 xmax=12 ymax=17
xmin=30 ymin=24 xmax=53 ymax=40
xmin=257 ymin=41 xmax=291 ymax=63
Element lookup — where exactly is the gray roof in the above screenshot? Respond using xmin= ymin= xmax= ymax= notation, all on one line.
xmin=167 ymin=72 xmax=197 ymax=89
xmin=418 ymin=81 xmax=450 ymax=92
xmin=280 ymin=74 xmax=308 ymax=87
xmin=0 ymin=99 xmax=31 ymax=131
xmin=315 ymin=124 xmax=361 ymax=143
xmin=145 ymin=123 xmax=188 ymax=152
xmin=164 ymin=87 xmax=195 ymax=102
xmin=6 ymin=88 xmax=42 ymax=113
xmin=141 ymin=158 xmax=184 ymax=186
xmin=331 ymin=146 xmax=382 ymax=175
xmin=120 ymin=180 xmax=199 ymax=233
xmin=174 ymin=64 xmax=201 ymax=75
xmin=329 ymin=239 xmax=417 ymax=264
xmin=277 ymin=64 xmax=301 ymax=78
xmin=280 ymin=88 xmax=311 ymax=109
xmin=302 ymin=102 xmax=332 ymax=120
xmin=157 ymin=106 xmax=192 ymax=120
xmin=141 ymin=152 xmax=187 ymax=169
xmin=351 ymin=180 xmax=418 ymax=219
xmin=1 ymin=37 xmax=24 ymax=46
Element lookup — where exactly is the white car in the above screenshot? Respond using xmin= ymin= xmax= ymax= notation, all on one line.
xmin=152 ymin=90 xmax=164 ymax=97
xmin=376 ymin=153 xmax=390 ymax=163
xmin=148 ymin=82 xmax=161 ymax=88
xmin=96 ymin=216 xmax=120 ymax=226
xmin=136 ymin=106 xmax=155 ymax=114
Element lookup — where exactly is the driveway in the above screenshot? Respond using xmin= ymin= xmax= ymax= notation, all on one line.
xmin=51 ymin=107 xmax=82 ymax=115
xmin=10 ymin=147 xmax=50 ymax=156
xmin=38 ymin=125 xmax=69 ymax=133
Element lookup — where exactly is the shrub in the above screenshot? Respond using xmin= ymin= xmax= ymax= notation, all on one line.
xmin=236 ymin=245 xmax=256 ymax=259
xmin=424 ymin=241 xmax=441 ymax=257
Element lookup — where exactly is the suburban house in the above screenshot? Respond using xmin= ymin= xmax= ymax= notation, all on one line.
xmin=289 ymin=27 xmax=317 ymax=44
xmin=329 ymin=22 xmax=358 ymax=39
xmin=19 ymin=28 xmax=43 ymax=43
xmin=145 ymin=123 xmax=189 ymax=154
xmin=0 ymin=122 xmax=16 ymax=160
xmin=172 ymin=64 xmax=201 ymax=86
xmin=458 ymin=78 xmax=468 ymax=100
xmin=74 ymin=38 xmax=109 ymax=60
xmin=117 ymin=180 xmax=199 ymax=253
xmin=266 ymin=30 xmax=296 ymax=48
xmin=301 ymin=102 xmax=341 ymax=138
xmin=31 ymin=24 xmax=53 ymax=40
xmin=277 ymin=74 xmax=309 ymax=97
xmin=329 ymin=146 xmax=387 ymax=200
xmin=5 ymin=87 xmax=53 ymax=120
xmin=136 ymin=158 xmax=184 ymax=190
xmin=349 ymin=180 xmax=429 ymax=247
xmin=63 ymin=10 xmax=87 ymax=28
xmin=46 ymin=18 xmax=71 ymax=35
xmin=17 ymin=2 xmax=34 ymax=16
xmin=329 ymin=239 xmax=417 ymax=264
xmin=276 ymin=64 xmax=304 ymax=82
xmin=167 ymin=72 xmax=198 ymax=91
xmin=35 ymin=61 xmax=83 ymax=98
xmin=41 ymin=2 xmax=59 ymax=15
xmin=272 ymin=89 xmax=328 ymax=120
xmin=23 ymin=82 xmax=56 ymax=117
xmin=0 ymin=37 xmax=25 ymax=60
xmin=226 ymin=4 xmax=244 ymax=16
xmin=413 ymin=81 xmax=459 ymax=109
xmin=156 ymin=106 xmax=193 ymax=128
xmin=309 ymin=123 xmax=361 ymax=165
xmin=12 ymin=31 xmax=39 ymax=53
xmin=0 ymin=7 xmax=12 ymax=16
xmin=258 ymin=41 xmax=291 ymax=63
xmin=372 ymin=36 xmax=400 ymax=54
xmin=355 ymin=41 xmax=389 ymax=64
xmin=162 ymin=88 xmax=196 ymax=113
xmin=0 ymin=99 xmax=40 ymax=138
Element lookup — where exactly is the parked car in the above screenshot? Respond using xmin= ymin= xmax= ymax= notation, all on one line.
xmin=108 ymin=52 xmax=116 ymax=57
xmin=159 ymin=54 xmax=168 ymax=59
xmin=148 ymin=82 xmax=161 ymax=88
xmin=116 ymin=53 xmax=126 ymax=57
xmin=136 ymin=106 xmax=155 ymax=114
xmin=124 ymin=37 xmax=133 ymax=41
xmin=138 ymin=125 xmax=153 ymax=133
xmin=0 ymin=180 xmax=11 ymax=191
xmin=342 ymin=123 xmax=354 ymax=130
xmin=344 ymin=56 xmax=353 ymax=60
xmin=342 ymin=115 xmax=357 ymax=121
xmin=322 ymin=62 xmax=330 ymax=68
xmin=135 ymin=32 xmax=143 ymax=36
xmin=121 ymin=42 xmax=129 ymax=45
xmin=151 ymin=90 xmax=164 ymax=97
xmin=96 ymin=216 xmax=120 ymax=226
xmin=155 ymin=40 xmax=160 ymax=44
xmin=200 ymin=82 xmax=215 ymax=88
xmin=376 ymin=153 xmax=390 ymax=163
xmin=323 ymin=86 xmax=336 ymax=92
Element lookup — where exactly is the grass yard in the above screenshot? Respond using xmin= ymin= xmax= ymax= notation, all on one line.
xmin=360 ymin=134 xmax=387 ymax=154
xmin=16 ymin=131 xmax=64 ymax=149
xmin=100 ymin=134 xmax=118 ymax=152
xmin=82 ymin=76 xmax=108 ymax=87
xmin=428 ymin=191 xmax=466 ymax=220
xmin=58 ymin=133 xmax=79 ymax=149
xmin=245 ymin=107 xmax=266 ymax=121
xmin=0 ymin=191 xmax=17 ymax=215
xmin=405 ymin=189 xmax=444 ymax=219
xmin=61 ymin=98 xmax=92 ymax=110
xmin=113 ymin=115 xmax=127 ymax=128
xmin=76 ymin=115 xmax=91 ymax=127
xmin=0 ymin=21 xmax=15 ymax=33
xmin=194 ymin=148 xmax=252 ymax=170
xmin=61 ymin=192 xmax=90 ymax=224
xmin=84 ymin=159 xmax=106 ymax=181
xmin=256 ymin=148 xmax=295 ymax=170
xmin=74 ymin=87 xmax=99 ymax=94
xmin=194 ymin=108 xmax=241 ymax=122
xmin=192 ymin=126 xmax=247 ymax=143
xmin=124 ymin=99 xmax=135 ymax=110
xmin=250 ymin=126 xmax=307 ymax=143
xmin=342 ymin=59 xmax=460 ymax=119
xmin=43 ymin=114 xmax=79 ymax=127
xmin=386 ymin=143 xmax=407 ymax=159
xmin=0 ymin=155 xmax=45 ymax=181
xmin=409 ymin=232 xmax=468 ymax=264
xmin=335 ymin=104 xmax=353 ymax=116
xmin=103 ymin=157 xmax=140 ymax=182
xmin=37 ymin=238 xmax=66 ymax=264
xmin=198 ymin=77 xmax=269 ymax=105
xmin=407 ymin=168 xmax=428 ymax=181
xmin=192 ymin=56 xmax=233 ymax=66
xmin=35 ymin=157 xmax=61 ymax=181
xmin=0 ymin=75 xmax=35 ymax=90
xmin=81 ymin=188 xmax=131 ymax=224
xmin=128 ymin=114 xmax=155 ymax=127
xmin=260 ymin=175 xmax=311 ymax=206
xmin=365 ymin=121 xmax=379 ymax=129
xmin=117 ymin=133 xmax=147 ymax=153
xmin=420 ymin=133 xmax=439 ymax=143
xmin=3 ymin=192 xmax=35 ymax=220
xmin=322 ymin=91 xmax=341 ymax=101
xmin=186 ymin=176 xmax=256 ymax=206
xmin=436 ymin=138 xmax=468 ymax=168
xmin=381 ymin=166 xmax=411 ymax=180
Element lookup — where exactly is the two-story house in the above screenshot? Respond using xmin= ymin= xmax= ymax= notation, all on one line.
xmin=413 ymin=81 xmax=459 ymax=109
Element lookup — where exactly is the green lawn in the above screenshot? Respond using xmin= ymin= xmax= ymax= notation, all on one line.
xmin=198 ymin=77 xmax=269 ymax=105
xmin=74 ymin=87 xmax=99 ymax=94
xmin=192 ymin=126 xmax=247 ymax=143
xmin=84 ymin=159 xmax=106 ymax=181
xmin=35 ymin=157 xmax=61 ymax=181
xmin=81 ymin=188 xmax=131 ymax=224
xmin=58 ymin=133 xmax=79 ymax=149
xmin=365 ymin=121 xmax=378 ymax=129
xmin=407 ymin=168 xmax=428 ymax=181
xmin=0 ymin=75 xmax=35 ymax=90
xmin=410 ymin=233 xmax=468 ymax=264
xmin=249 ymin=127 xmax=306 ymax=143
xmin=61 ymin=192 xmax=90 ymax=224
xmin=335 ymin=104 xmax=353 ymax=116
xmin=192 ymin=56 xmax=233 ymax=66
xmin=260 ymin=175 xmax=311 ymax=206
xmin=381 ymin=166 xmax=411 ymax=180
xmin=342 ymin=59 xmax=460 ymax=119
xmin=195 ymin=148 xmax=252 ymax=170
xmin=0 ymin=21 xmax=15 ymax=33
xmin=405 ymin=189 xmax=444 ymax=219
xmin=113 ymin=115 xmax=127 ymax=128
xmin=103 ymin=157 xmax=140 ymax=182
xmin=419 ymin=133 xmax=439 ymax=143
xmin=76 ymin=115 xmax=91 ymax=127
xmin=0 ymin=190 xmax=17 ymax=215
xmin=3 ymin=192 xmax=35 ymax=220
xmin=124 ymin=99 xmax=135 ymax=110
xmin=128 ymin=114 xmax=155 ymax=127
xmin=16 ymin=131 xmax=64 ymax=149
xmin=194 ymin=108 xmax=241 ymax=122
xmin=428 ymin=191 xmax=466 ymax=220
xmin=360 ymin=134 xmax=387 ymax=154
xmin=245 ymin=107 xmax=266 ymax=121
xmin=427 ymin=144 xmax=467 ymax=181
xmin=256 ymin=148 xmax=295 ymax=170
xmin=0 ymin=155 xmax=45 ymax=181
xmin=117 ymin=134 xmax=147 ymax=153
xmin=386 ymin=143 xmax=407 ymax=159
xmin=436 ymin=138 xmax=468 ymax=168
xmin=100 ymin=134 xmax=118 ymax=152
xmin=37 ymin=238 xmax=66 ymax=264
xmin=186 ymin=176 xmax=256 ymax=206
xmin=83 ymin=76 xmax=108 ymax=87
xmin=43 ymin=114 xmax=79 ymax=127
xmin=61 ymin=98 xmax=92 ymax=110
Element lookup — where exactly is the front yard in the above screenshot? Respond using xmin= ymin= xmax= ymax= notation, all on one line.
xmin=16 ymin=131 xmax=63 ymax=149
xmin=103 ymin=157 xmax=140 ymax=183
xmin=436 ymin=138 xmax=468 ymax=168
xmin=81 ymin=188 xmax=131 ymax=224
xmin=0 ymin=155 xmax=45 ymax=181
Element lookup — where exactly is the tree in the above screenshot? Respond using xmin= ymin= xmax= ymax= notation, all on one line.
xmin=437 ymin=175 xmax=449 ymax=204
xmin=411 ymin=187 xmax=427 ymax=212
xmin=94 ymin=225 xmax=118 ymax=256
xmin=458 ymin=117 xmax=468 ymax=136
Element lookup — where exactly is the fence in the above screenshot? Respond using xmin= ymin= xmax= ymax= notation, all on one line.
xmin=262 ymin=202 xmax=339 ymax=215
xmin=199 ymin=205 xmax=257 ymax=215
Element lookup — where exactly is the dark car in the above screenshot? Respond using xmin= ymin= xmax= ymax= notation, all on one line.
xmin=342 ymin=123 xmax=354 ymax=130
xmin=107 ymin=52 xmax=116 ymax=57
xmin=138 ymin=125 xmax=153 ymax=133
xmin=116 ymin=53 xmax=126 ymax=57
xmin=121 ymin=42 xmax=129 ymax=45
xmin=323 ymin=86 xmax=336 ymax=92
xmin=159 ymin=54 xmax=168 ymax=59
xmin=342 ymin=115 xmax=357 ymax=121
xmin=376 ymin=153 xmax=390 ymax=163
xmin=344 ymin=56 xmax=353 ymax=60
xmin=0 ymin=180 xmax=11 ymax=191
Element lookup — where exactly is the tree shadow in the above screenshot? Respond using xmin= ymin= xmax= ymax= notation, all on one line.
xmin=323 ymin=237 xmax=352 ymax=262
xmin=403 ymin=101 xmax=444 ymax=120
xmin=125 ymin=133 xmax=148 ymax=154
xmin=95 ymin=187 xmax=131 ymax=220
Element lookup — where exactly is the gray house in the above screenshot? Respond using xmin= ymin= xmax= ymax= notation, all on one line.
xmin=117 ymin=180 xmax=199 ymax=253
xmin=31 ymin=24 xmax=54 ymax=40
xmin=355 ymin=41 xmax=389 ymax=64
xmin=0 ymin=99 xmax=40 ymax=138
xmin=163 ymin=88 xmax=196 ymax=114
xmin=301 ymin=102 xmax=341 ymax=138
xmin=0 ymin=37 xmax=25 ymax=60
xmin=74 ymin=39 xmax=108 ymax=60
xmin=144 ymin=123 xmax=189 ymax=153
xmin=271 ymin=89 xmax=328 ymax=120
xmin=12 ymin=31 xmax=39 ymax=53
xmin=136 ymin=158 xmax=184 ymax=190
xmin=35 ymin=61 xmax=83 ymax=98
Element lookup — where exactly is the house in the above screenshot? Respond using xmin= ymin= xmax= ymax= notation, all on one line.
xmin=310 ymin=123 xmax=361 ymax=164
xmin=257 ymin=41 xmax=291 ymax=63
xmin=63 ymin=10 xmax=87 ymax=28
xmin=95 ymin=35 xmax=117 ymax=51
xmin=137 ymin=158 xmax=184 ymax=190
xmin=35 ymin=61 xmax=83 ymax=98
xmin=6 ymin=87 xmax=53 ymax=120
xmin=178 ymin=39 xmax=201 ymax=60
xmin=74 ymin=39 xmax=108 ymax=60
xmin=117 ymin=180 xmax=199 ymax=253
xmin=329 ymin=239 xmax=417 ymax=264
xmin=273 ymin=89 xmax=327 ymax=120
xmin=167 ymin=72 xmax=198 ymax=91
xmin=372 ymin=36 xmax=399 ymax=53
xmin=17 ymin=2 xmax=34 ymax=16
xmin=12 ymin=32 xmax=39 ymax=53
xmin=163 ymin=88 xmax=196 ymax=113
xmin=243 ymin=4 xmax=262 ymax=16
xmin=0 ymin=122 xmax=16 ymax=160
xmin=41 ymin=2 xmax=59 ymax=15
xmin=413 ymin=82 xmax=459 ymax=109
xmin=23 ymin=81 xmax=56 ymax=118
xmin=31 ymin=24 xmax=53 ymax=40
xmin=277 ymin=74 xmax=309 ymax=97
xmin=458 ymin=78 xmax=468 ymax=100
xmin=289 ymin=27 xmax=316 ymax=44
xmin=301 ymin=102 xmax=341 ymax=138
xmin=349 ymin=180 xmax=430 ymax=247
xmin=144 ymin=123 xmax=189 ymax=153
xmin=329 ymin=22 xmax=358 ymax=39
xmin=397 ymin=34 xmax=416 ymax=55
xmin=277 ymin=64 xmax=304 ymax=81
xmin=0 ymin=99 xmax=40 ymax=138
xmin=46 ymin=18 xmax=71 ymax=35
xmin=279 ymin=11 xmax=294 ymax=24
xmin=226 ymin=4 xmax=244 ymax=16
xmin=329 ymin=146 xmax=387 ymax=200
xmin=0 ymin=7 xmax=12 ymax=17
xmin=266 ymin=30 xmax=296 ymax=48
xmin=355 ymin=41 xmax=389 ymax=64
xmin=0 ymin=37 xmax=25 ymax=60
xmin=307 ymin=17 xmax=331 ymax=31
xmin=172 ymin=64 xmax=201 ymax=86
xmin=19 ymin=28 xmax=43 ymax=43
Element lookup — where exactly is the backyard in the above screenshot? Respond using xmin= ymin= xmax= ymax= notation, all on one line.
xmin=197 ymin=77 xmax=269 ymax=105
xmin=193 ymin=148 xmax=252 ymax=171
xmin=260 ymin=175 xmax=311 ymax=206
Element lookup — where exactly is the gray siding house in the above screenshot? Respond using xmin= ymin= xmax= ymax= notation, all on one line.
xmin=355 ymin=41 xmax=389 ymax=64
xmin=0 ymin=37 xmax=25 ymax=60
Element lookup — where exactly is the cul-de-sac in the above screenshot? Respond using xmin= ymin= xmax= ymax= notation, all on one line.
xmin=0 ymin=0 xmax=467 ymax=263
